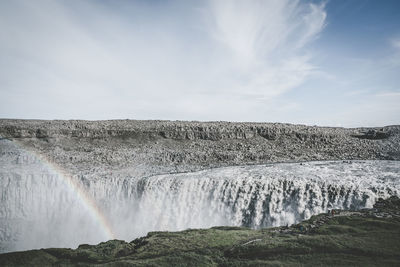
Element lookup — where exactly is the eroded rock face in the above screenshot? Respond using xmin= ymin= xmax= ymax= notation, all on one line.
xmin=0 ymin=119 xmax=399 ymax=178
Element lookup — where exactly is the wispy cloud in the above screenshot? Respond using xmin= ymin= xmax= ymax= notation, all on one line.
xmin=375 ymin=92 xmax=400 ymax=97
xmin=391 ymin=38 xmax=400 ymax=49
xmin=0 ymin=0 xmax=326 ymax=121
xmin=207 ymin=0 xmax=326 ymax=97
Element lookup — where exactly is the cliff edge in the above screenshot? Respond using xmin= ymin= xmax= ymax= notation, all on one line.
xmin=1 ymin=119 xmax=399 ymax=177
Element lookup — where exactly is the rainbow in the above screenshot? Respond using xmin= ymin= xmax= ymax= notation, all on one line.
xmin=6 ymin=137 xmax=116 ymax=240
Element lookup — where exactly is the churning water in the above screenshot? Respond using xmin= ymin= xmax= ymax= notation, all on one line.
xmin=1 ymin=139 xmax=400 ymax=253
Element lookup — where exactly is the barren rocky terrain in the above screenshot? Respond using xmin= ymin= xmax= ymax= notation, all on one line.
xmin=1 ymin=119 xmax=399 ymax=178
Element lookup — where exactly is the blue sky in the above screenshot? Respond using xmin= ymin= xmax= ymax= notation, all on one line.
xmin=0 ymin=0 xmax=399 ymax=127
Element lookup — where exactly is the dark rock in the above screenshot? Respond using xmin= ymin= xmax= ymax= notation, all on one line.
xmin=352 ymin=129 xmax=390 ymax=140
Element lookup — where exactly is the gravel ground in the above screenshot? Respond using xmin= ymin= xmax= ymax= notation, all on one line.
xmin=0 ymin=119 xmax=399 ymax=178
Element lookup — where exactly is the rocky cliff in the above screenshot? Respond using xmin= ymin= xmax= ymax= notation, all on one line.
xmin=0 ymin=119 xmax=399 ymax=177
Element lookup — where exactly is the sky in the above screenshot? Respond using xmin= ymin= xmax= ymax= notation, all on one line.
xmin=0 ymin=0 xmax=399 ymax=127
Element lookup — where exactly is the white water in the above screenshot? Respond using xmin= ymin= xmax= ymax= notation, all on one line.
xmin=1 ymin=139 xmax=400 ymax=253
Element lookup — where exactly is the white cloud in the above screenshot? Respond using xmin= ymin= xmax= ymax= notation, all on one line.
xmin=207 ymin=0 xmax=326 ymax=97
xmin=391 ymin=38 xmax=400 ymax=49
xmin=0 ymin=0 xmax=326 ymax=121
xmin=375 ymin=91 xmax=400 ymax=97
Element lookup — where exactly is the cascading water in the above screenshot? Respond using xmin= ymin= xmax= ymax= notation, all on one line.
xmin=93 ymin=160 xmax=400 ymax=237
xmin=1 ymin=139 xmax=400 ymax=253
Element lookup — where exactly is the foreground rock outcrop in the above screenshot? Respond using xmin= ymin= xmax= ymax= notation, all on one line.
xmin=1 ymin=196 xmax=399 ymax=266
xmin=1 ymin=119 xmax=399 ymax=178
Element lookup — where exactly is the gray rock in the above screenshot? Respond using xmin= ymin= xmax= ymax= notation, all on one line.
xmin=0 ymin=119 xmax=399 ymax=178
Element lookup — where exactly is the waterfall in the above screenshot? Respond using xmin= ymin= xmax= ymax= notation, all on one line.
xmin=90 ymin=161 xmax=400 ymax=239
xmin=1 ymin=139 xmax=399 ymax=253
